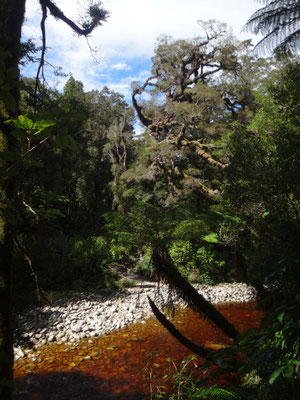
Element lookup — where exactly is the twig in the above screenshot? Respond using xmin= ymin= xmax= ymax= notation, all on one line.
xmin=0 ymin=135 xmax=50 ymax=181
xmin=13 ymin=236 xmax=53 ymax=305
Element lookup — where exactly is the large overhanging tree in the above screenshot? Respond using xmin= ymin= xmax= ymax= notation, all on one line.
xmin=131 ymin=21 xmax=264 ymax=206
xmin=0 ymin=1 xmax=108 ymax=398
xmin=244 ymin=0 xmax=300 ymax=54
xmin=119 ymin=21 xmax=269 ymax=366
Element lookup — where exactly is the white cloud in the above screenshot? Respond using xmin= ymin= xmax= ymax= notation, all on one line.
xmin=111 ymin=63 xmax=131 ymax=71
xmin=22 ymin=0 xmax=261 ymax=99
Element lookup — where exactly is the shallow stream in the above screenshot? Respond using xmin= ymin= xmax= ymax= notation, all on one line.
xmin=14 ymin=301 xmax=262 ymax=399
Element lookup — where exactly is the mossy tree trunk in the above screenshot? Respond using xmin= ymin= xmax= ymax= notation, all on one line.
xmin=151 ymin=245 xmax=239 ymax=341
xmin=0 ymin=1 xmax=26 ymax=399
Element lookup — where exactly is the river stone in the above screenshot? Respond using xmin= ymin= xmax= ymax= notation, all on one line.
xmin=14 ymin=282 xmax=257 ymax=351
xmin=71 ymin=323 xmax=82 ymax=333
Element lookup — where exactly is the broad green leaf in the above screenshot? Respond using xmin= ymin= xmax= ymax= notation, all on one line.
xmin=55 ymin=128 xmax=77 ymax=150
xmin=33 ymin=119 xmax=56 ymax=136
xmin=290 ymin=360 xmax=300 ymax=366
xmin=18 ymin=114 xmax=34 ymax=130
xmin=33 ymin=130 xmax=51 ymax=140
xmin=202 ymin=233 xmax=219 ymax=243
xmin=34 ymin=119 xmax=56 ymax=130
xmin=269 ymin=366 xmax=284 ymax=384
xmin=55 ymin=132 xmax=69 ymax=149
xmin=284 ymin=365 xmax=294 ymax=379
xmin=4 ymin=114 xmax=33 ymax=130
xmin=66 ymin=134 xmax=77 ymax=150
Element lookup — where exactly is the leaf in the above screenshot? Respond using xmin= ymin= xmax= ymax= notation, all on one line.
xmin=284 ymin=365 xmax=294 ymax=379
xmin=33 ymin=119 xmax=56 ymax=130
xmin=277 ymin=312 xmax=285 ymax=323
xmin=4 ymin=114 xmax=33 ymax=130
xmin=33 ymin=130 xmax=51 ymax=140
xmin=66 ymin=135 xmax=77 ymax=150
xmin=33 ymin=118 xmax=56 ymax=136
xmin=269 ymin=366 xmax=285 ymax=384
xmin=55 ymin=126 xmax=77 ymax=150
xmin=202 ymin=233 xmax=219 ymax=243
xmin=18 ymin=114 xmax=34 ymax=130
xmin=55 ymin=131 xmax=70 ymax=149
xmin=290 ymin=360 xmax=300 ymax=366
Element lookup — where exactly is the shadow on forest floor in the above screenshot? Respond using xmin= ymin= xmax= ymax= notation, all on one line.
xmin=14 ymin=370 xmax=145 ymax=400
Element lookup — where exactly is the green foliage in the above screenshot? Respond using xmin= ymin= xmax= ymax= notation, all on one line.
xmin=239 ymin=294 xmax=300 ymax=399
xmin=109 ymin=234 xmax=133 ymax=263
xmin=194 ymin=247 xmax=226 ymax=284
xmin=169 ymin=240 xmax=195 ymax=276
xmin=224 ymin=60 xmax=300 ymax=284
xmin=168 ymin=241 xmax=226 ymax=284
xmin=70 ymin=236 xmax=110 ymax=277
xmin=187 ymin=386 xmax=240 ymax=399
xmin=136 ymin=247 xmax=153 ymax=277
xmin=14 ymin=234 xmax=114 ymax=292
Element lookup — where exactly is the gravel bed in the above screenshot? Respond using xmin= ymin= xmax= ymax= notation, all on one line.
xmin=14 ymin=282 xmax=257 ymax=360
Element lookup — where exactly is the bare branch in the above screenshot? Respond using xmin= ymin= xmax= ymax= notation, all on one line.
xmin=40 ymin=0 xmax=109 ymax=36
xmin=13 ymin=236 xmax=53 ymax=305
xmin=0 ymin=135 xmax=50 ymax=181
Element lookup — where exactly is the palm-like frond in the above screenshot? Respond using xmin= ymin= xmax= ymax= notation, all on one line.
xmin=243 ymin=0 xmax=300 ymax=54
xmin=192 ymin=385 xmax=258 ymax=399
xmin=193 ymin=386 xmax=239 ymax=399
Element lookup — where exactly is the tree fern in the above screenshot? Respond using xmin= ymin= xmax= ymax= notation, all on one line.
xmin=190 ymin=385 xmax=258 ymax=399
xmin=243 ymin=0 xmax=300 ymax=54
xmin=192 ymin=386 xmax=239 ymax=399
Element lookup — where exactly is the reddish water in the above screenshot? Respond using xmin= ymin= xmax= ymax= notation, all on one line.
xmin=13 ymin=302 xmax=262 ymax=399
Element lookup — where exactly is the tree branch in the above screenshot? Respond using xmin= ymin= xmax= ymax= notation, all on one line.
xmin=151 ymin=245 xmax=239 ymax=341
xmin=35 ymin=1 xmax=47 ymax=105
xmin=13 ymin=236 xmax=53 ymax=305
xmin=40 ymin=0 xmax=109 ymax=36
xmin=0 ymin=135 xmax=50 ymax=181
xmin=148 ymin=296 xmax=211 ymax=359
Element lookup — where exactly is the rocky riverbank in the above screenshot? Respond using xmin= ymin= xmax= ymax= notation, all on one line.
xmin=14 ymin=282 xmax=257 ymax=360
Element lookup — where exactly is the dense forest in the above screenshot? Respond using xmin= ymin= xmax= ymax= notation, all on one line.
xmin=1 ymin=1 xmax=300 ymax=399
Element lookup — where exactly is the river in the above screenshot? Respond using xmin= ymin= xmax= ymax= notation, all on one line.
xmin=13 ymin=301 xmax=262 ymax=399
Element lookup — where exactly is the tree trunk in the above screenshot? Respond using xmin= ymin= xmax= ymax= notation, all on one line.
xmin=151 ymin=245 xmax=239 ymax=341
xmin=0 ymin=1 xmax=26 ymax=399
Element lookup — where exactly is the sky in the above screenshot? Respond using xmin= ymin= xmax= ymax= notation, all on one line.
xmin=21 ymin=0 xmax=261 ymax=102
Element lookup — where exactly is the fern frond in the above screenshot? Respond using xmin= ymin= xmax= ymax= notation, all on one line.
xmin=193 ymin=385 xmax=239 ymax=399
xmin=243 ymin=0 xmax=300 ymax=54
